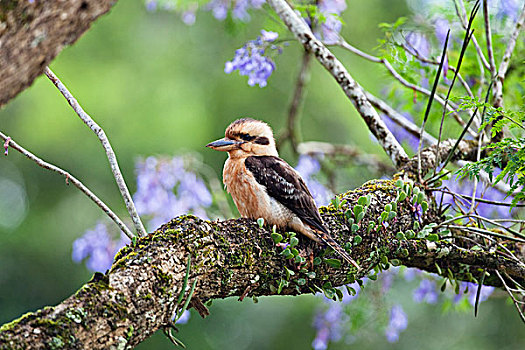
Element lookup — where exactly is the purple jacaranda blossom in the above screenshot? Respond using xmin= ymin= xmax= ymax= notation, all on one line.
xmin=174 ymin=310 xmax=191 ymax=324
xmin=381 ymin=113 xmax=420 ymax=152
xmin=72 ymin=222 xmax=129 ymax=272
xmin=133 ymin=156 xmax=212 ymax=230
xmin=224 ymin=31 xmax=279 ymax=87
xmin=385 ymin=305 xmax=408 ymax=343
xmin=495 ymin=0 xmax=521 ymax=22
xmin=145 ymin=0 xmax=158 ymax=12
xmin=314 ymin=0 xmax=347 ymax=45
xmin=413 ymin=279 xmax=439 ymax=304
xmin=182 ymin=9 xmax=197 ymax=25
xmin=438 ymin=174 xmax=516 ymax=219
xmin=403 ymin=267 xmax=422 ymax=281
xmin=207 ymin=0 xmax=265 ymax=21
xmin=454 ymin=281 xmax=495 ymax=306
xmin=295 ymin=155 xmax=333 ymax=206
xmin=405 ymin=31 xmax=431 ymax=58
xmin=434 ymin=17 xmax=450 ymax=45
xmin=312 ymin=302 xmax=348 ymax=350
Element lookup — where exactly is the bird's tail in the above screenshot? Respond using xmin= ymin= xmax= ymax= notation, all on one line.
xmin=315 ymin=229 xmax=360 ymax=270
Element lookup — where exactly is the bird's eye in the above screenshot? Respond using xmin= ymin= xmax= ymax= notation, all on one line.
xmin=239 ymin=133 xmax=256 ymax=141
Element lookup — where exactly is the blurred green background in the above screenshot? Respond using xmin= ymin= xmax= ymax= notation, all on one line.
xmin=0 ymin=0 xmax=523 ymax=349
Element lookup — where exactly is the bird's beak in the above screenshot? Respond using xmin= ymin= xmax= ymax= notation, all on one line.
xmin=206 ymin=138 xmax=242 ymax=151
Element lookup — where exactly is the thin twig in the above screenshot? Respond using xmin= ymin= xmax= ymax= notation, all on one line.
xmin=454 ymin=0 xmax=491 ymax=71
xmin=338 ymin=40 xmax=477 ymax=136
xmin=278 ymin=51 xmax=312 ymax=153
xmin=495 ymin=270 xmax=525 ymax=324
xmin=267 ymin=0 xmax=409 ymax=167
xmin=434 ymin=188 xmax=523 ymax=207
xmin=493 ymin=3 xmax=525 ymax=108
xmin=482 ymin=0 xmax=497 ymax=80
xmin=447 ymin=224 xmax=525 ymax=243
xmin=44 ymin=67 xmax=146 ymax=237
xmin=0 ymin=131 xmax=134 ymax=239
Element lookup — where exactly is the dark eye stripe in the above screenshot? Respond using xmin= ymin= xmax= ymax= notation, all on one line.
xmin=254 ymin=136 xmax=269 ymax=145
xmin=240 ymin=133 xmax=256 ymax=141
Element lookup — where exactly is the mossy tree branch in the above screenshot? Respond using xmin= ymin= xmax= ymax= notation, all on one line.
xmin=1 ymin=179 xmax=523 ymax=349
xmin=0 ymin=0 xmax=117 ymax=107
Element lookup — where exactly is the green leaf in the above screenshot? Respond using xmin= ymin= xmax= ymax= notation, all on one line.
xmin=356 ymin=212 xmax=365 ymax=223
xmin=257 ymin=218 xmax=264 ymax=228
xmin=289 ymin=236 xmax=299 ymax=247
xmin=307 ymin=271 xmax=316 ymax=279
xmin=390 ymin=259 xmax=401 ymax=266
xmin=353 ymin=204 xmax=363 ymax=218
xmin=297 ymin=278 xmax=306 ymax=286
xmin=384 ymin=203 xmax=392 ymax=212
xmin=353 ymin=235 xmax=363 ymax=245
xmin=395 ymin=179 xmax=404 ymax=188
xmin=396 ymin=232 xmax=406 ymax=240
xmin=291 ymin=248 xmax=299 ymax=257
xmin=313 ymin=257 xmax=322 ymax=265
xmin=427 ymin=233 xmax=439 ymax=241
xmin=367 ymin=222 xmax=376 ymax=234
xmin=351 ymin=223 xmax=359 ymax=233
xmin=396 ymin=191 xmax=407 ymax=202
xmin=368 ymin=273 xmax=378 ymax=281
xmin=358 ymin=196 xmax=368 ymax=206
xmin=405 ymin=230 xmax=415 ymax=239
xmin=421 ymin=201 xmax=428 ymax=212
xmin=324 ymin=258 xmax=342 ymax=269
xmin=271 ymin=232 xmax=283 ymax=243
xmin=387 ymin=211 xmax=397 ymax=221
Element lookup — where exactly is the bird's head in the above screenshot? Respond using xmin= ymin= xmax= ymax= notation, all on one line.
xmin=206 ymin=118 xmax=278 ymax=158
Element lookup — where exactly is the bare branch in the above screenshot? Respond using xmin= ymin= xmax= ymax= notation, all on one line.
xmin=44 ymin=68 xmax=146 ymax=237
xmin=297 ymin=141 xmax=395 ymax=173
xmin=482 ymin=0 xmax=498 ymax=79
xmin=267 ymin=0 xmax=409 ymax=168
xmin=0 ymin=131 xmax=134 ymax=240
xmin=277 ymin=51 xmax=312 ymax=152
xmin=493 ymin=3 xmax=525 ymax=108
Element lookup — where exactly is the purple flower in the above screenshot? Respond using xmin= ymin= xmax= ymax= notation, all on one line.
xmin=72 ymin=222 xmax=130 ymax=272
xmin=207 ymin=0 xmax=265 ymax=21
xmin=295 ymin=155 xmax=333 ymax=206
xmin=312 ymin=302 xmax=348 ymax=350
xmin=438 ymin=175 xmax=515 ymax=219
xmin=381 ymin=113 xmax=420 ymax=151
xmin=413 ymin=279 xmax=439 ymax=304
xmin=182 ymin=9 xmax=197 ymax=25
xmin=314 ymin=0 xmax=347 ymax=44
xmin=385 ymin=305 xmax=408 ymax=343
xmin=260 ymin=30 xmax=278 ymax=42
xmin=225 ymin=31 xmax=280 ymax=87
xmin=405 ymin=32 xmax=431 ymax=58
xmin=403 ymin=267 xmax=422 ymax=281
xmin=145 ymin=0 xmax=157 ymax=12
xmin=174 ymin=310 xmax=191 ymax=324
xmin=454 ymin=282 xmax=495 ymax=306
xmin=497 ymin=0 xmax=521 ymax=22
xmin=133 ymin=156 xmax=213 ymax=230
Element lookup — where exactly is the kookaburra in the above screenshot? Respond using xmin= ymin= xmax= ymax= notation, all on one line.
xmin=207 ymin=118 xmax=359 ymax=269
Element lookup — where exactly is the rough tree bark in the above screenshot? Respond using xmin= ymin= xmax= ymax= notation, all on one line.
xmin=0 ymin=0 xmax=117 ymax=107
xmin=1 ymin=173 xmax=523 ymax=348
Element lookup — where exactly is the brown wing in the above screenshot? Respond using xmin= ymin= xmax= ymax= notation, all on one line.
xmin=245 ymin=155 xmax=328 ymax=233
